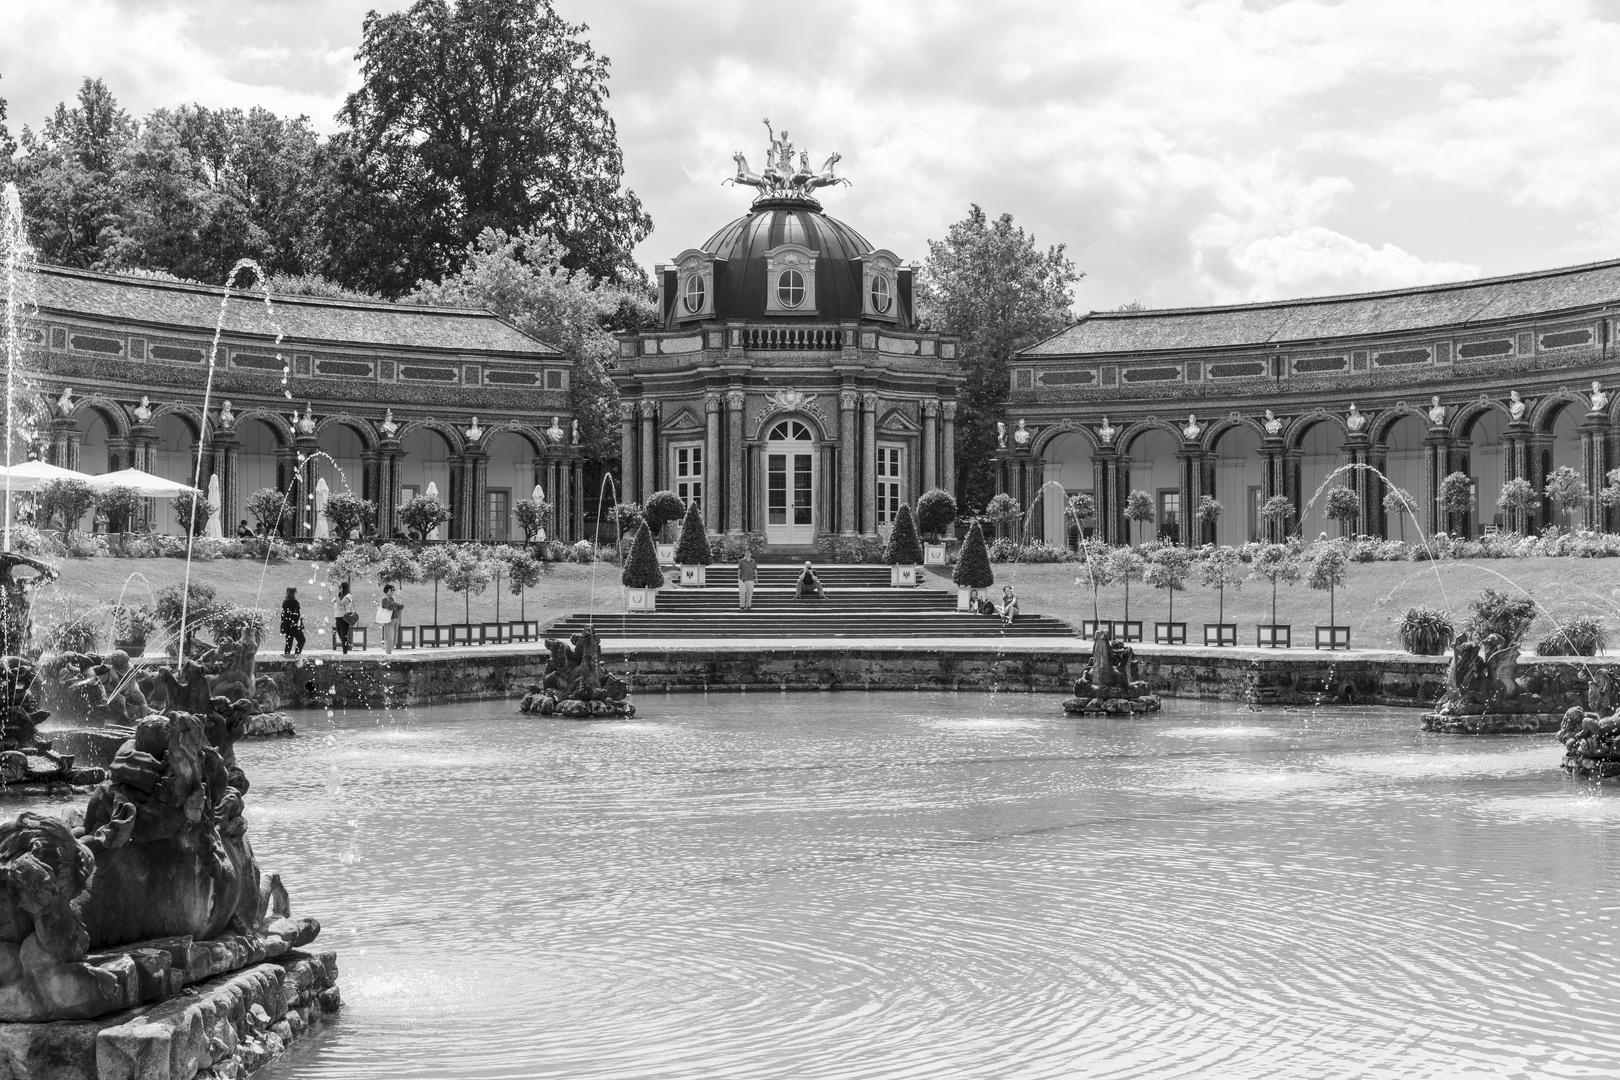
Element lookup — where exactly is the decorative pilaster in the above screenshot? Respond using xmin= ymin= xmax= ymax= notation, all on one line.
xmin=467 ymin=450 xmax=489 ymax=540
xmin=1365 ymin=441 xmax=1389 ymax=539
xmin=570 ymin=456 xmax=585 ymax=542
xmin=378 ymin=441 xmax=401 ymax=538
xmin=640 ymin=399 xmax=658 ymax=503
xmin=618 ymin=400 xmax=638 ymax=504
xmin=1092 ymin=446 xmax=1122 ymax=544
xmin=213 ymin=432 xmax=240 ymax=535
xmin=1176 ymin=440 xmax=1202 ymax=547
xmin=922 ymin=398 xmax=939 ymax=492
xmin=839 ymin=387 xmax=858 ymax=535
xmin=1421 ymin=424 xmax=1454 ymax=537
xmin=1261 ymin=433 xmax=1287 ymax=541
xmin=726 ymin=389 xmax=746 ymax=534
xmin=1582 ymin=408 xmax=1612 ymax=531
xmin=1341 ymin=430 xmax=1371 ymax=537
xmin=861 ymin=392 xmax=879 ymax=536
xmin=704 ymin=393 xmax=722 ymax=534
xmin=940 ymin=400 xmax=957 ymax=508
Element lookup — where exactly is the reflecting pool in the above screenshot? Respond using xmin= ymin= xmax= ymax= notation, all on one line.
xmin=160 ymin=693 xmax=1620 ymax=1076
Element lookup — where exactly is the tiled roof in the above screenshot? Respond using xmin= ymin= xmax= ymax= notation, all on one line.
xmin=32 ymin=265 xmax=557 ymax=356
xmin=1022 ymin=258 xmax=1620 ymax=356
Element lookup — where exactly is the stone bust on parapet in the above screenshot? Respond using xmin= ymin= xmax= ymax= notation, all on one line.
xmin=1013 ymin=419 xmax=1032 ymax=447
xmin=1182 ymin=414 xmax=1202 ymax=440
xmin=132 ymin=395 xmax=153 ymax=424
xmin=1346 ymin=403 xmax=1366 ymax=432
xmin=1097 ymin=416 xmax=1115 ymax=445
xmin=1428 ymin=395 xmax=1447 ymax=425
xmin=1593 ymin=381 xmax=1610 ymax=411
xmin=1263 ymin=409 xmax=1283 ymax=436
xmin=380 ymin=408 xmax=399 ymax=438
xmin=1509 ymin=390 xmax=1527 ymax=421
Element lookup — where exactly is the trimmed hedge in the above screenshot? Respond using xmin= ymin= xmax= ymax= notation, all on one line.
xmin=952 ymin=521 xmax=995 ymax=589
xmin=673 ymin=501 xmax=712 ymax=565
xmin=621 ymin=522 xmax=664 ymax=588
xmin=883 ymin=504 xmax=923 ymax=565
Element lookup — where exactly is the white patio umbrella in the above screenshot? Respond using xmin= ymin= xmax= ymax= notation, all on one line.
xmin=313 ymin=476 xmax=331 ymax=539
xmin=84 ymin=468 xmax=198 ymax=497
xmin=204 ymin=475 xmax=223 ymax=538
xmin=0 ymin=460 xmax=94 ymax=492
xmin=425 ymin=480 xmax=442 ymax=540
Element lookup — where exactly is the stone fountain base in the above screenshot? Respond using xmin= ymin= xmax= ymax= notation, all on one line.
xmin=1062 ymin=693 xmax=1161 ymax=716
xmin=1562 ymin=753 xmax=1620 ymax=779
xmin=1421 ymin=712 xmax=1565 ymax=734
xmin=0 ymin=949 xmax=339 ymax=1080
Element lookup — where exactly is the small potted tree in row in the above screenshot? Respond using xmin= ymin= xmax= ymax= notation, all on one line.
xmin=446 ymin=547 xmax=493 ymax=645
xmin=644 ymin=490 xmax=686 ymax=564
xmin=1436 ymin=471 xmax=1476 ymax=536
xmin=1194 ymin=494 xmax=1222 ymax=546
xmin=622 ymin=522 xmax=664 ymax=611
xmin=952 ymin=520 xmax=994 ymax=611
xmin=673 ymin=500 xmax=712 ymax=587
xmin=1259 ymin=494 xmax=1294 ymax=543
xmin=1495 ymin=477 xmax=1535 ymax=536
xmin=884 ymin=503 xmax=924 ymax=586
xmin=1125 ymin=489 xmax=1155 ymax=545
xmin=1146 ymin=544 xmax=1192 ymax=644
xmin=1199 ymin=544 xmax=1242 ymax=646
xmin=1250 ymin=542 xmax=1300 ymax=647
xmin=915 ymin=488 xmax=956 ymax=565
xmin=1106 ymin=544 xmax=1146 ymax=641
xmin=983 ymin=492 xmax=1022 ymax=541
xmin=1544 ymin=465 xmax=1590 ymax=529
xmin=1067 ymin=492 xmax=1097 ymax=545
xmin=1322 ymin=484 xmax=1360 ymax=540
xmin=1075 ymin=537 xmax=1115 ymax=636
xmin=1308 ymin=541 xmax=1351 ymax=649
xmin=415 ymin=544 xmax=458 ymax=646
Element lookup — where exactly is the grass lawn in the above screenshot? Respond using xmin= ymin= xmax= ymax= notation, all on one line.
xmin=35 ymin=557 xmax=627 ymax=646
xmin=921 ymin=557 xmax=1620 ymax=652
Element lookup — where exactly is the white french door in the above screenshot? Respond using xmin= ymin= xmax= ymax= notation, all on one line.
xmin=875 ymin=445 xmax=902 ymax=540
xmin=765 ymin=420 xmax=816 ymax=544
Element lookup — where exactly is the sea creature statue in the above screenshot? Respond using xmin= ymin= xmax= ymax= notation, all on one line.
xmin=0 ymin=552 xmax=57 ymax=658
xmin=1423 ymin=626 xmax=1597 ymax=734
xmin=1063 ymin=630 xmax=1160 ymax=715
xmin=519 ymin=626 xmax=634 ymax=719
xmin=1558 ymin=704 xmax=1620 ymax=777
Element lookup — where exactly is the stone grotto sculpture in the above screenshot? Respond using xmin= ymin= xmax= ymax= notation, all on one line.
xmin=1422 ymin=629 xmax=1599 ymax=734
xmin=518 ymin=626 xmax=635 ymax=718
xmin=1062 ymin=630 xmax=1161 ymax=715
xmin=1558 ymin=702 xmax=1620 ymax=778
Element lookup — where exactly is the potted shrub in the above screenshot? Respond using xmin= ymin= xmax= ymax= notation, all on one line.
xmin=951 ymin=520 xmax=994 ymax=611
xmin=445 ymin=546 xmax=493 ymax=645
xmin=1125 ymin=489 xmax=1155 ymax=545
xmin=415 ymin=545 xmax=457 ymax=645
xmin=1436 ymin=471 xmax=1477 ymax=537
xmin=400 ymin=493 xmax=451 ymax=542
xmin=1259 ymin=494 xmax=1295 ymax=542
xmin=1323 ymin=485 xmax=1361 ymax=539
xmin=1074 ymin=536 xmax=1115 ymax=636
xmin=1544 ymin=466 xmax=1590 ymax=530
xmin=112 ymin=604 xmax=157 ymax=656
xmin=916 ymin=488 xmax=956 ymax=564
xmin=673 ymin=500 xmax=712 ymax=587
xmin=1146 ymin=544 xmax=1192 ymax=644
xmin=644 ymin=490 xmax=686 ymax=564
xmin=96 ymin=484 xmax=142 ymax=542
xmin=1536 ymin=615 xmax=1607 ymax=657
xmin=1199 ymin=545 xmax=1242 ymax=646
xmin=983 ymin=492 xmax=1022 ymax=539
xmin=1307 ymin=541 xmax=1351 ymax=649
xmin=1067 ymin=492 xmax=1097 ymax=546
xmin=1105 ymin=545 xmax=1146 ymax=641
xmin=1194 ymin=494 xmax=1222 ymax=546
xmin=1399 ymin=606 xmax=1455 ymax=655
xmin=1249 ymin=542 xmax=1299 ymax=647
xmin=622 ymin=522 xmax=664 ymax=611
xmin=883 ymin=503 xmax=924 ymax=586
xmin=322 ymin=491 xmax=377 ymax=541
xmin=514 ymin=496 xmax=552 ymax=548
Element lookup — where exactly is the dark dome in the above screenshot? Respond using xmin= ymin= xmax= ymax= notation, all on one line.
xmin=700 ymin=198 xmax=877 ymax=321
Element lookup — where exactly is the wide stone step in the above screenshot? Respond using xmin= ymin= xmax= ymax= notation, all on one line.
xmin=544 ymin=614 xmax=1075 ymax=638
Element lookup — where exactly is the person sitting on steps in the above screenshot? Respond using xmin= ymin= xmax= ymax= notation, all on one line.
xmin=999 ymin=585 xmax=1020 ymax=626
xmin=795 ymin=561 xmax=827 ymax=600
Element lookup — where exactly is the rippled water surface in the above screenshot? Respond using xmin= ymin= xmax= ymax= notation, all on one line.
xmin=212 ymin=693 xmax=1620 ymax=1078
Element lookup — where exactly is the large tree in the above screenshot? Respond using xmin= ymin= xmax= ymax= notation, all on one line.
xmin=12 ymin=78 xmax=135 ymax=268
xmin=916 ymin=205 xmax=1080 ymax=510
xmin=332 ymin=0 xmax=651 ymax=295
xmin=407 ymin=227 xmax=656 ymax=458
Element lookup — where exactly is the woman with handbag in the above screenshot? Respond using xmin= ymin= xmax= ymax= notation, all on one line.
xmin=280 ymin=587 xmax=306 ymax=656
xmin=333 ymin=581 xmax=357 ymax=654
xmin=378 ymin=583 xmax=405 ymax=654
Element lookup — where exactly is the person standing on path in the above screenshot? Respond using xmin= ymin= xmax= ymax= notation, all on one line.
xmin=280 ymin=587 xmax=306 ymax=656
xmin=380 ymin=583 xmax=405 ymax=654
xmin=333 ymin=581 xmax=357 ymax=654
xmin=737 ymin=551 xmax=757 ymax=611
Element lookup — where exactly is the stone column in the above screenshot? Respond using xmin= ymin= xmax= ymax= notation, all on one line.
xmin=378 ymin=442 xmax=401 ymax=537
xmin=839 ymin=387 xmax=858 ymax=535
xmin=1582 ymin=408 xmax=1612 ymax=531
xmin=820 ymin=444 xmax=837 ymax=539
xmin=1260 ymin=434 xmax=1287 ymax=541
xmin=1176 ymin=441 xmax=1202 ymax=547
xmin=1421 ymin=424 xmax=1454 ymax=537
xmin=128 ymin=426 xmax=156 ymax=531
xmin=704 ymin=393 xmax=722 ymax=533
xmin=1092 ymin=446 xmax=1121 ymax=544
xmin=105 ymin=436 xmax=128 ymax=474
xmin=941 ymin=401 xmax=957 ymax=511
xmin=640 ymin=399 xmax=658 ymax=503
xmin=571 ymin=456 xmax=585 ymax=542
xmin=726 ymin=389 xmax=746 ymax=535
xmin=922 ymin=399 xmax=939 ymax=493
xmin=861 ymin=392 xmax=879 ymax=536
xmin=463 ymin=449 xmax=488 ymax=540
xmin=618 ymin=400 xmax=638 ymax=504
xmin=1365 ymin=441 xmax=1389 ymax=538
xmin=295 ymin=435 xmax=319 ymax=536
xmin=1341 ymin=430 xmax=1371 ymax=536
xmin=214 ymin=432 xmax=240 ymax=534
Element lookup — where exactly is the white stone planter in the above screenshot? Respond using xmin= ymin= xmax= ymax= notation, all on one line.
xmin=626 ymin=587 xmax=658 ymax=612
xmin=679 ymin=564 xmax=707 ymax=587
xmin=890 ymin=565 xmax=919 ymax=587
xmin=656 ymin=543 xmax=676 ymax=565
xmin=925 ymin=543 xmax=947 ymax=565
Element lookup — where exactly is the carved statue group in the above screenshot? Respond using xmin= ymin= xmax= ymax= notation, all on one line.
xmin=728 ymin=119 xmax=850 ymax=200
xmin=1062 ymin=630 xmax=1161 ymax=715
xmin=518 ymin=626 xmax=635 ymax=718
xmin=1424 ymin=629 xmax=1603 ymax=734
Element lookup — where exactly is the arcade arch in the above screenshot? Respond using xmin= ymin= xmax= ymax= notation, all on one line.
xmin=485 ymin=430 xmax=544 ymax=541
xmin=1464 ymin=410 xmax=1506 ymax=534
xmin=314 ymin=423 xmax=367 ymax=500
xmin=1126 ymin=428 xmax=1180 ymax=544
xmin=398 ymin=428 xmax=454 ymax=538
xmin=1381 ymin=414 xmax=1427 ymax=542
xmin=151 ymin=414 xmax=196 ymax=534
xmin=1208 ymin=425 xmax=1262 ymax=546
xmin=1041 ymin=431 xmax=1093 ymax=547
xmin=1295 ymin=421 xmax=1345 ymax=539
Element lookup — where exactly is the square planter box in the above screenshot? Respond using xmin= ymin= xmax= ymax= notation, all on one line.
xmin=1315 ymin=625 xmax=1351 ymax=650
xmin=891 ymin=565 xmax=920 ymax=587
xmin=480 ymin=622 xmax=510 ymax=644
xmin=1110 ymin=620 xmax=1144 ymax=643
xmin=1256 ymin=624 xmax=1292 ymax=649
xmin=627 ymin=587 xmax=658 ymax=612
xmin=396 ymin=625 xmax=416 ymax=649
xmin=679 ymin=564 xmax=707 ymax=587
xmin=1080 ymin=619 xmax=1109 ymax=638
xmin=1154 ymin=622 xmax=1187 ymax=645
xmin=508 ymin=620 xmax=539 ymax=642
xmin=451 ymin=623 xmax=486 ymax=646
xmin=924 ymin=543 xmax=947 ymax=566
xmin=418 ymin=625 xmax=452 ymax=648
xmin=656 ymin=543 xmax=676 ymax=565
xmin=329 ymin=626 xmax=369 ymax=651
xmin=1203 ymin=623 xmax=1238 ymax=647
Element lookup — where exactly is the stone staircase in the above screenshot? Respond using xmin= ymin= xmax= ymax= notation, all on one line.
xmin=546 ymin=564 xmax=1076 ymax=639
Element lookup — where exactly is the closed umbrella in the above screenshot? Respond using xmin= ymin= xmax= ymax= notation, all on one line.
xmin=313 ymin=477 xmax=331 ymax=539
xmin=531 ymin=484 xmax=547 ymax=541
xmin=425 ymin=480 xmax=442 ymax=541
xmin=83 ymin=468 xmax=198 ymax=497
xmin=205 ymin=475 xmax=223 ymax=538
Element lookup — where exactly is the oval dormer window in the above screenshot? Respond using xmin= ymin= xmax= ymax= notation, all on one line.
xmin=777 ymin=268 xmax=805 ymax=309
xmin=871 ymin=274 xmax=892 ymax=314
xmin=684 ymin=274 xmax=705 ymax=314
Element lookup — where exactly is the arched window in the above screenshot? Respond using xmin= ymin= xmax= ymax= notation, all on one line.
xmin=777 ymin=269 xmax=805 ymax=309
xmin=768 ymin=420 xmax=813 ymax=441
xmin=683 ymin=274 xmax=705 ymax=314
xmin=870 ymin=274 xmax=891 ymax=314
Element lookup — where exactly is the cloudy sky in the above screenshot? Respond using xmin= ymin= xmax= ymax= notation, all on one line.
xmin=4 ymin=0 xmax=1620 ymax=312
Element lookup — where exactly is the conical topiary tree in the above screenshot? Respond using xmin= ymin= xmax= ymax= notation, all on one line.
xmin=952 ymin=520 xmax=995 ymax=591
xmin=673 ymin=500 xmax=712 ymax=565
xmin=621 ymin=522 xmax=664 ymax=589
xmin=883 ymin=504 xmax=923 ymax=565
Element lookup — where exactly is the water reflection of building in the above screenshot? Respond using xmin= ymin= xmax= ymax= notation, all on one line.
xmin=24 ymin=267 xmax=585 ymax=540
xmin=1005 ymin=262 xmax=1620 ymax=545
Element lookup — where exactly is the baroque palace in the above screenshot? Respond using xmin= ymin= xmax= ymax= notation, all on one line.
xmin=15 ymin=124 xmax=1620 ymax=550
